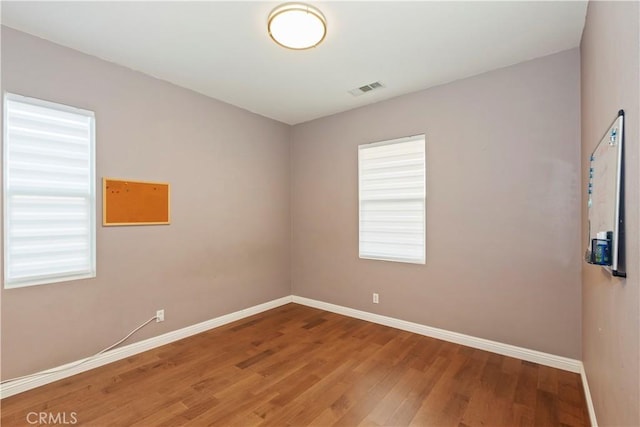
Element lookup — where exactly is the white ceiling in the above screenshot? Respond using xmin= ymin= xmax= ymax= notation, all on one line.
xmin=2 ymin=1 xmax=587 ymax=125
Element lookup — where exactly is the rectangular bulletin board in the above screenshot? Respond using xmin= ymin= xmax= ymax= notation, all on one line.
xmin=103 ymin=178 xmax=170 ymax=226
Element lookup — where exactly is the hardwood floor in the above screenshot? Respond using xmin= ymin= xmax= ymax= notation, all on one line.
xmin=1 ymin=303 xmax=590 ymax=426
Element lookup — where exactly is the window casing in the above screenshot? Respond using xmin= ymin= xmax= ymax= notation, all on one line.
xmin=358 ymin=135 xmax=425 ymax=264
xmin=3 ymin=93 xmax=96 ymax=288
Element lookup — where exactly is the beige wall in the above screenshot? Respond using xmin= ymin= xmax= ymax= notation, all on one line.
xmin=580 ymin=2 xmax=640 ymax=426
xmin=291 ymin=49 xmax=582 ymax=358
xmin=0 ymin=27 xmax=291 ymax=379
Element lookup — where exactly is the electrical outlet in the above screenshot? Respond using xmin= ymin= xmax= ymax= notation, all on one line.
xmin=156 ymin=309 xmax=165 ymax=322
xmin=373 ymin=293 xmax=379 ymax=304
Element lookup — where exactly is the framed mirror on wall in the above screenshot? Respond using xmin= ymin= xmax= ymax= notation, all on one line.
xmin=585 ymin=110 xmax=626 ymax=277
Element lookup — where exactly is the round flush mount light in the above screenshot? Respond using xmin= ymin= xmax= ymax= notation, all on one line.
xmin=268 ymin=3 xmax=327 ymax=50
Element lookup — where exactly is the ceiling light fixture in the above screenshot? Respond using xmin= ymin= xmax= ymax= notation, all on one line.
xmin=268 ymin=3 xmax=327 ymax=50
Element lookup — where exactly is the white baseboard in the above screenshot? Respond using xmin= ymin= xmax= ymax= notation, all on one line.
xmin=580 ymin=362 xmax=599 ymax=427
xmin=292 ymin=296 xmax=582 ymax=373
xmin=0 ymin=295 xmax=293 ymax=399
xmin=1 ymin=294 xmax=587 ymax=402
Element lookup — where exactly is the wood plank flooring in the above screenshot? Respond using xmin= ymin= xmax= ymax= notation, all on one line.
xmin=1 ymin=303 xmax=590 ymax=426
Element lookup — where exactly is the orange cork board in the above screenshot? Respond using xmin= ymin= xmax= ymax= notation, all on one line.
xmin=103 ymin=178 xmax=170 ymax=226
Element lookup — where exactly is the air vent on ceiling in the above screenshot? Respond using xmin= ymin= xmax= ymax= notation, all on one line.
xmin=349 ymin=81 xmax=385 ymax=97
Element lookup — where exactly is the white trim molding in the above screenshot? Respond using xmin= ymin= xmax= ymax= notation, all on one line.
xmin=0 ymin=296 xmax=293 ymax=399
xmin=292 ymin=296 xmax=582 ymax=373
xmin=2 ymin=294 xmax=589 ymax=403
xmin=580 ymin=362 xmax=599 ymax=427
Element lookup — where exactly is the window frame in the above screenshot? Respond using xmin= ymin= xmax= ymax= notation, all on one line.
xmin=358 ymin=134 xmax=426 ymax=265
xmin=3 ymin=92 xmax=97 ymax=289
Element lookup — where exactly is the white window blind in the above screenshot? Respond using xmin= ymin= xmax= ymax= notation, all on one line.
xmin=3 ymin=94 xmax=96 ymax=288
xmin=359 ymin=135 xmax=425 ymax=264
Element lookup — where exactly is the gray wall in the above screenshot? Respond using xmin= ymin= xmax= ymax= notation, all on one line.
xmin=580 ymin=2 xmax=640 ymax=426
xmin=0 ymin=27 xmax=291 ymax=379
xmin=291 ymin=49 xmax=582 ymax=358
xmin=1 ymin=25 xmax=588 ymax=383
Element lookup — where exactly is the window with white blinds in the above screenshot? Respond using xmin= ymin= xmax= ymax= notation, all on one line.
xmin=3 ymin=94 xmax=96 ymax=288
xmin=358 ymin=135 xmax=425 ymax=264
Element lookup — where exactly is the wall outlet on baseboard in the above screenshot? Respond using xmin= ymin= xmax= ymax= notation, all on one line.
xmin=156 ymin=309 xmax=165 ymax=322
xmin=373 ymin=293 xmax=379 ymax=304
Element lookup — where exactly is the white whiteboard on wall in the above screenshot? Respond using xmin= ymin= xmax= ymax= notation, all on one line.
xmin=586 ymin=110 xmax=625 ymax=276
